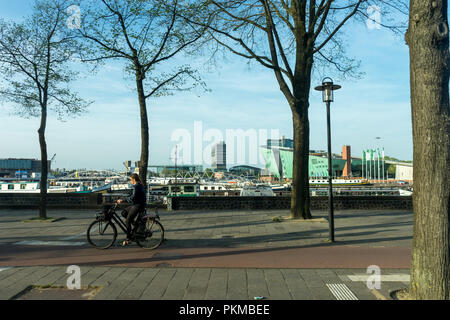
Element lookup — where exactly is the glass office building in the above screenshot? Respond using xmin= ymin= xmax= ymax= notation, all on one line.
xmin=260 ymin=147 xmax=363 ymax=179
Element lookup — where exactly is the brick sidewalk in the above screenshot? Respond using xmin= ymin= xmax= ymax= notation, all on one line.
xmin=0 ymin=208 xmax=413 ymax=248
xmin=0 ymin=266 xmax=410 ymax=300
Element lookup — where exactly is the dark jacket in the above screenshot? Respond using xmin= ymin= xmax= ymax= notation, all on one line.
xmin=124 ymin=183 xmax=146 ymax=207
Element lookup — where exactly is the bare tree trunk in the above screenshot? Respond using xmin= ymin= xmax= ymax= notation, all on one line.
xmin=135 ymin=66 xmax=149 ymax=191
xmin=291 ymin=106 xmax=312 ymax=219
xmin=289 ymin=49 xmax=313 ymax=219
xmin=38 ymin=106 xmax=48 ymax=219
xmin=406 ymin=0 xmax=450 ymax=300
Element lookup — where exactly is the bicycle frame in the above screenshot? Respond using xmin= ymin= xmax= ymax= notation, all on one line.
xmin=109 ymin=211 xmax=129 ymax=235
xmin=101 ymin=204 xmax=151 ymax=236
xmin=97 ymin=204 xmax=131 ymax=235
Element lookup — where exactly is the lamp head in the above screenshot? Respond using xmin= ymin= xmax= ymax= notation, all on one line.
xmin=314 ymin=77 xmax=341 ymax=103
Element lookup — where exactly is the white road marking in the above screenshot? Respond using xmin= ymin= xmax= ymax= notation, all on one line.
xmin=14 ymin=240 xmax=86 ymax=246
xmin=61 ymin=232 xmax=87 ymax=241
xmin=326 ymin=284 xmax=358 ymax=300
xmin=61 ymin=225 xmax=99 ymax=240
xmin=0 ymin=267 xmax=13 ymax=272
xmin=348 ymin=274 xmax=410 ymax=282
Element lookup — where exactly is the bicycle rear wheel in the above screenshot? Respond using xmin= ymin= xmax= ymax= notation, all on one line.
xmin=87 ymin=220 xmax=117 ymax=249
xmin=136 ymin=219 xmax=164 ymax=250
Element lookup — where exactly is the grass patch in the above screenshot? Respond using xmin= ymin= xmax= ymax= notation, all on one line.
xmin=34 ymin=284 xmax=64 ymax=289
xmin=272 ymin=216 xmax=283 ymax=222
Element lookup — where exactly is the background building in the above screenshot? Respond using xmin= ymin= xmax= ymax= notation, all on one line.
xmin=267 ymin=136 xmax=294 ymax=149
xmin=394 ymin=163 xmax=413 ymax=181
xmin=148 ymin=165 xmax=203 ymax=175
xmin=211 ymin=141 xmax=227 ymax=171
xmin=229 ymin=165 xmax=262 ymax=178
xmin=0 ymin=158 xmax=50 ymax=178
xmin=260 ymin=145 xmax=364 ymax=179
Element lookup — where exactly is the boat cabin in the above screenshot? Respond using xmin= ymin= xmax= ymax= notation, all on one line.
xmin=167 ymin=179 xmax=200 ymax=197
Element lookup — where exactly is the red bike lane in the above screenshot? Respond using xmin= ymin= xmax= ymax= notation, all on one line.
xmin=0 ymin=242 xmax=411 ymax=269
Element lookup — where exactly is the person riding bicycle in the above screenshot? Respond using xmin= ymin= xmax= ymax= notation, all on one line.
xmin=116 ymin=173 xmax=146 ymax=246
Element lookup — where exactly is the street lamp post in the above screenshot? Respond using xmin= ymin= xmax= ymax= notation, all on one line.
xmin=315 ymin=77 xmax=341 ymax=242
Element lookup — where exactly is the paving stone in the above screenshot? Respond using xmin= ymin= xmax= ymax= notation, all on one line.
xmin=0 ymin=267 xmax=39 ymax=288
xmin=183 ymin=268 xmax=211 ymax=300
xmin=311 ymin=285 xmax=337 ymax=300
xmin=8 ymin=266 xmax=56 ymax=289
xmin=0 ymin=267 xmax=21 ymax=281
xmin=0 ymin=286 xmax=30 ymax=300
xmin=161 ymin=268 xmax=195 ymax=300
xmin=205 ymin=268 xmax=227 ymax=300
xmin=33 ymin=266 xmax=69 ymax=287
xmin=90 ymin=267 xmax=127 ymax=287
xmin=299 ymin=270 xmax=326 ymax=288
xmin=83 ymin=267 xmax=112 ymax=286
xmin=140 ymin=268 xmax=177 ymax=300
xmin=94 ymin=267 xmax=144 ymax=300
xmin=246 ymin=269 xmax=269 ymax=300
xmin=280 ymin=269 xmax=313 ymax=300
xmin=118 ymin=268 xmax=160 ymax=300
xmin=227 ymin=269 xmax=248 ymax=300
xmin=316 ymin=270 xmax=342 ymax=284
xmin=263 ymin=269 xmax=292 ymax=300
xmin=344 ymin=281 xmax=378 ymax=300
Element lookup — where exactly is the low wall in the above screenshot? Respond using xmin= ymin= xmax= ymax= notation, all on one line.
xmin=0 ymin=193 xmax=103 ymax=209
xmin=167 ymin=196 xmax=413 ymax=211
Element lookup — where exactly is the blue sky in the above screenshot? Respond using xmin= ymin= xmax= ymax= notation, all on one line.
xmin=0 ymin=1 xmax=413 ymax=171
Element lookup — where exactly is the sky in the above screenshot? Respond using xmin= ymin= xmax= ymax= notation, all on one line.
xmin=0 ymin=1 xmax=413 ymax=171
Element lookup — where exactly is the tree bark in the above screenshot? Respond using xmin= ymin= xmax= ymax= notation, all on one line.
xmin=38 ymin=105 xmax=48 ymax=220
xmin=135 ymin=66 xmax=149 ymax=191
xmin=291 ymin=105 xmax=312 ymax=219
xmin=288 ymin=42 xmax=314 ymax=219
xmin=406 ymin=0 xmax=450 ymax=300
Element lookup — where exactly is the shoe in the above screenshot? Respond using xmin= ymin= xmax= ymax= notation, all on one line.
xmin=122 ymin=239 xmax=132 ymax=246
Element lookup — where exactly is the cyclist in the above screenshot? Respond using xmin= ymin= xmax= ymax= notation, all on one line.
xmin=117 ymin=173 xmax=146 ymax=246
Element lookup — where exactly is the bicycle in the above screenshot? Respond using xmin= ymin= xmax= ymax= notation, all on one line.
xmin=87 ymin=203 xmax=164 ymax=250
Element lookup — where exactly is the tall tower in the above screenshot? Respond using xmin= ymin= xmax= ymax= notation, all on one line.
xmin=211 ymin=141 xmax=226 ymax=171
xmin=342 ymin=145 xmax=352 ymax=177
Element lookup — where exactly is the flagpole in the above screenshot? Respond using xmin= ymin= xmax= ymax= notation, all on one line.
xmin=377 ymin=148 xmax=380 ymax=182
xmin=367 ymin=150 xmax=369 ymax=180
xmin=373 ymin=149 xmax=375 ymax=181
xmin=362 ymin=151 xmax=365 ymax=179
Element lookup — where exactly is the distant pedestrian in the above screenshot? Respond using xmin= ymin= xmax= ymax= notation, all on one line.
xmin=117 ymin=173 xmax=146 ymax=246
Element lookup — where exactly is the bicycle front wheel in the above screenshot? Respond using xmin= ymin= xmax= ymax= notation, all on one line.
xmin=87 ymin=220 xmax=117 ymax=249
xmin=136 ymin=219 xmax=164 ymax=250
